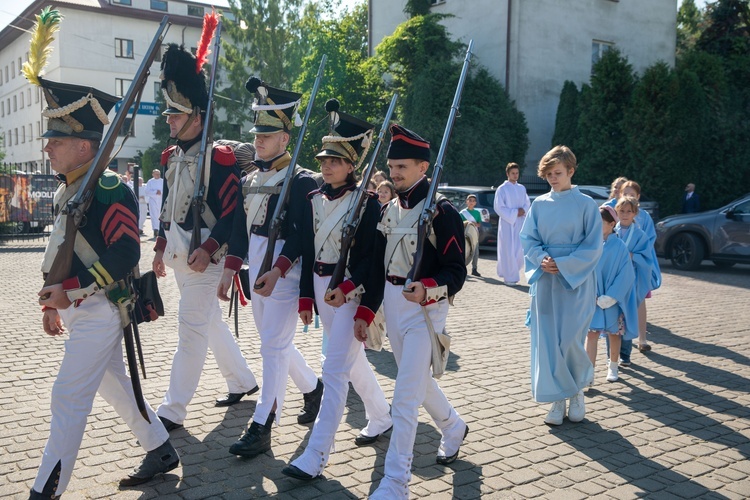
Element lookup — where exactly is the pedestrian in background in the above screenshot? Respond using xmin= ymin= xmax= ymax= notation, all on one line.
xmin=682 ymin=182 xmax=700 ymax=213
xmin=377 ymin=180 xmax=397 ymax=205
xmin=144 ymin=168 xmax=163 ymax=238
xmin=494 ymin=162 xmax=530 ymax=285
xmin=520 ymin=146 xmax=602 ymax=426
xmin=604 ymin=176 xmax=629 ymax=208
xmin=460 ymin=194 xmax=483 ymax=276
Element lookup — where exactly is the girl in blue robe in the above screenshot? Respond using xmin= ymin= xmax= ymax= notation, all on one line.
xmin=586 ymin=206 xmax=639 ymax=384
xmin=520 ymin=146 xmax=602 ymax=426
xmin=615 ymin=196 xmax=654 ymax=306
xmin=621 ymin=181 xmax=661 ymax=356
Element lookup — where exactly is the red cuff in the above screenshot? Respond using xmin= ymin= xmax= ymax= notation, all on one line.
xmin=62 ymin=276 xmax=81 ymax=291
xmin=299 ymin=297 xmax=314 ymax=314
xmin=225 ymin=255 xmax=243 ymax=272
xmin=420 ymin=278 xmax=438 ymax=289
xmin=154 ymin=237 xmax=167 ymax=252
xmin=354 ymin=306 xmax=375 ymax=326
xmin=337 ymin=279 xmax=356 ymax=296
xmin=200 ymin=237 xmax=220 ymax=255
xmin=274 ymin=256 xmax=293 ymax=277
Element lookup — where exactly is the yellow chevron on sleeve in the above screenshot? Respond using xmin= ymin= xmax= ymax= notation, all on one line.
xmin=87 ymin=267 xmax=107 ymax=287
xmin=92 ymin=261 xmax=114 ymax=285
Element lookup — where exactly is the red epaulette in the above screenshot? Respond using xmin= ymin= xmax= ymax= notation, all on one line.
xmin=161 ymin=145 xmax=177 ymax=166
xmin=213 ymin=145 xmax=236 ymax=166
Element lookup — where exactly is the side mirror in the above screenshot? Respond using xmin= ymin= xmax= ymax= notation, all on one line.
xmin=725 ymin=210 xmax=735 ymax=220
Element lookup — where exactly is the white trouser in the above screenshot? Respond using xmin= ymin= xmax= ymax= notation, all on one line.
xmin=138 ymin=202 xmax=148 ymax=233
xmin=377 ymin=282 xmax=459 ymax=494
xmin=157 ymin=262 xmax=257 ymax=424
xmin=148 ymin=197 xmax=161 ymax=231
xmin=247 ymin=235 xmax=318 ymax=425
xmin=34 ymin=293 xmax=168 ymax=495
xmin=303 ymin=274 xmax=390 ymax=457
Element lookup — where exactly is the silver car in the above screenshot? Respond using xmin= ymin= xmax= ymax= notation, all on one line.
xmin=655 ymin=193 xmax=750 ymax=270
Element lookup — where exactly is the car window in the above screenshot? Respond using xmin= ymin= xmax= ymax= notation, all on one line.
xmin=476 ymin=191 xmax=495 ymax=207
xmin=733 ymin=199 xmax=750 ymax=214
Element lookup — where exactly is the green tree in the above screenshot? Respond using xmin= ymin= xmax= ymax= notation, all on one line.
xmin=574 ymin=48 xmax=636 ymax=185
xmin=551 ymin=81 xmax=580 ymax=149
xmin=677 ymin=0 xmax=705 ymax=54
xmin=371 ymin=14 xmax=528 ymax=184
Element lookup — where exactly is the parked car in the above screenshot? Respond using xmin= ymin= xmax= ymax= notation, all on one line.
xmin=655 ymin=193 xmax=750 ymax=270
xmin=528 ymin=185 xmax=660 ymax=221
xmin=436 ymin=185 xmax=497 ymax=249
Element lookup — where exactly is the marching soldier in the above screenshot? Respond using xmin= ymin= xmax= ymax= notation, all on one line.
xmin=152 ymin=38 xmax=259 ymax=433
xmin=27 ymin=10 xmax=178 ymax=497
xmin=281 ymin=100 xmax=392 ymax=481
xmin=217 ymin=78 xmax=322 ymax=458
xmin=370 ymin=125 xmax=468 ymax=498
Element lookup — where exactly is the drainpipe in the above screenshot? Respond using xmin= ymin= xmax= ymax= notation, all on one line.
xmin=505 ymin=0 xmax=511 ymax=92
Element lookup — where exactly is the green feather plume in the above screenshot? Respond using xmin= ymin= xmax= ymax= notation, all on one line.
xmin=22 ymin=7 xmax=63 ymax=87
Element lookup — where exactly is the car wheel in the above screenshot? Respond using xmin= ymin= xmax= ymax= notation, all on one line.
xmin=713 ymin=260 xmax=736 ymax=269
xmin=669 ymin=233 xmax=704 ymax=270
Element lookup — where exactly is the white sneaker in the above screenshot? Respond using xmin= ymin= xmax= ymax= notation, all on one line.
xmin=568 ymin=391 xmax=585 ymax=422
xmin=544 ymin=400 xmax=566 ymax=425
xmin=606 ymin=360 xmax=619 ymax=382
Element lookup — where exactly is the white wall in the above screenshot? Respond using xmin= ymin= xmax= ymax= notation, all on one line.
xmin=369 ymin=0 xmax=677 ymax=170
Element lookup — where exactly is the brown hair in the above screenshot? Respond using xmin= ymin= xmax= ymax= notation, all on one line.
xmin=621 ymin=180 xmax=641 ymax=196
xmin=615 ymin=195 xmax=640 ymax=215
xmin=537 ymin=145 xmax=576 ymax=179
xmin=377 ymin=180 xmax=396 ymax=201
xmin=610 ymin=176 xmax=628 ymax=195
xmin=506 ymin=162 xmax=520 ymax=175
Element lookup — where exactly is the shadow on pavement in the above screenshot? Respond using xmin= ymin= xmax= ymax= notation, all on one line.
xmin=658 ymin=259 xmax=750 ymax=290
xmin=560 ymin=421 xmax=729 ymax=499
xmin=648 ymin=323 xmax=750 ymax=380
xmin=600 ymin=374 xmax=750 ymax=460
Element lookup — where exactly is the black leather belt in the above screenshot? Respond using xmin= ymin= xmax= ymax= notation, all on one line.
xmin=387 ymin=275 xmax=407 ymax=286
xmin=314 ymin=261 xmax=336 ymax=277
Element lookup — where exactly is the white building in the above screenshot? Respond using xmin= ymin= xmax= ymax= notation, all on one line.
xmin=0 ymin=0 xmax=230 ymax=173
xmin=368 ymin=0 xmax=677 ymax=169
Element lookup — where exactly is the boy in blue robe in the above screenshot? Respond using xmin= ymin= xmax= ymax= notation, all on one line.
xmin=586 ymin=205 xmax=639 ymax=384
xmin=520 ymin=145 xmax=602 ymax=426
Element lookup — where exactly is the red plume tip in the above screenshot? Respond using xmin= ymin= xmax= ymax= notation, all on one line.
xmin=195 ymin=9 xmax=219 ymax=74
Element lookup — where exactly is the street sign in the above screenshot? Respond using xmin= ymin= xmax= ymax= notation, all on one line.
xmin=114 ymin=101 xmax=162 ymax=116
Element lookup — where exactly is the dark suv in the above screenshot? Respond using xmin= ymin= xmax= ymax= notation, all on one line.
xmin=436 ymin=185 xmax=497 ymax=249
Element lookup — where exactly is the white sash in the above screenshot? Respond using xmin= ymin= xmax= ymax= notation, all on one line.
xmin=244 ymin=166 xmax=293 ymax=228
xmin=312 ymin=192 xmax=355 ymax=264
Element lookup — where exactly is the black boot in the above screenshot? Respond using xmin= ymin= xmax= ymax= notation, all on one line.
xmin=229 ymin=412 xmax=274 ymax=457
xmin=29 ymin=460 xmax=61 ymax=499
xmin=119 ymin=439 xmax=180 ymax=487
xmin=297 ymin=379 xmax=324 ymax=425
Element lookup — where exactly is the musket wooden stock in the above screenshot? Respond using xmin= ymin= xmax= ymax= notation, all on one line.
xmin=188 ymin=20 xmax=222 ymax=261
xmin=327 ymin=93 xmax=399 ymax=293
xmin=404 ymin=40 xmax=474 ymax=290
xmin=254 ymin=55 xmax=327 ymax=289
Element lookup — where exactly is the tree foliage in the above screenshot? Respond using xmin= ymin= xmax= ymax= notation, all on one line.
xmin=551 ymin=81 xmax=579 ymax=149
xmin=371 ymin=14 xmax=528 ymax=185
xmin=677 ymin=0 xmax=705 ymax=54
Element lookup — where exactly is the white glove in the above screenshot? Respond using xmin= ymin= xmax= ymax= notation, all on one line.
xmin=597 ymin=295 xmax=617 ymax=309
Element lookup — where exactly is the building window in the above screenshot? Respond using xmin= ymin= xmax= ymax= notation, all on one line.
xmin=20 ymin=92 xmax=24 ymax=109
xmin=113 ymin=0 xmax=132 ymax=4
xmin=115 ymin=78 xmax=133 ymax=97
xmin=14 ymin=128 xmax=18 ymax=145
xmin=21 ymin=127 xmax=25 ymax=143
xmin=119 ymin=117 xmax=135 ymax=137
xmin=155 ymin=44 xmax=164 ymax=62
xmin=37 ymin=121 xmax=41 ymax=137
xmin=188 ymin=5 xmax=204 ymax=17
xmin=115 ymin=38 xmax=134 ymax=58
xmin=11 ymin=61 xmax=15 ymax=78
xmin=4 ymin=66 xmax=8 ymax=82
xmin=1 ymin=100 xmax=4 ymax=116
xmin=154 ymin=81 xmax=161 ymax=99
xmin=592 ymin=40 xmax=614 ymax=69
xmin=13 ymin=95 xmax=17 ymax=112
xmin=35 ymin=87 xmax=39 ymax=103
xmin=18 ymin=57 xmax=22 ymax=75
xmin=27 ymin=88 xmax=31 ymax=104
xmin=151 ymin=0 xmax=168 ymax=12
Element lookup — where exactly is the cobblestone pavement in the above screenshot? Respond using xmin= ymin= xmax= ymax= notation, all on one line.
xmin=0 ymin=238 xmax=749 ymax=499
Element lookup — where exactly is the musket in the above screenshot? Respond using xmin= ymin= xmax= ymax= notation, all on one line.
xmin=326 ymin=93 xmax=398 ymax=293
xmin=254 ymin=55 xmax=327 ymax=289
xmin=188 ymin=19 xmax=222 ymax=260
xmin=43 ymin=17 xmax=171 ymax=423
xmin=404 ymin=40 xmax=473 ymax=290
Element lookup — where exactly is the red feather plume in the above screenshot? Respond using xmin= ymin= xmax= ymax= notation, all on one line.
xmin=195 ymin=9 xmax=219 ymax=74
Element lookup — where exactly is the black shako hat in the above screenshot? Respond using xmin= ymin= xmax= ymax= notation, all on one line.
xmin=160 ymin=43 xmax=209 ymax=115
xmin=245 ymin=77 xmax=302 ymax=134
xmin=39 ymin=78 xmax=119 ymax=141
xmin=315 ymin=99 xmax=373 ymax=167
xmin=386 ymin=124 xmax=431 ymax=162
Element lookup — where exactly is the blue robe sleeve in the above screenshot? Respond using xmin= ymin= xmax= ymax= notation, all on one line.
xmin=606 ymin=239 xmax=639 ymax=340
xmin=552 ymin=198 xmax=603 ymax=290
xmin=520 ymin=201 xmax=548 ymax=285
xmin=636 ymin=211 xmax=662 ymax=290
xmin=628 ymin=227 xmax=654 ymax=304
